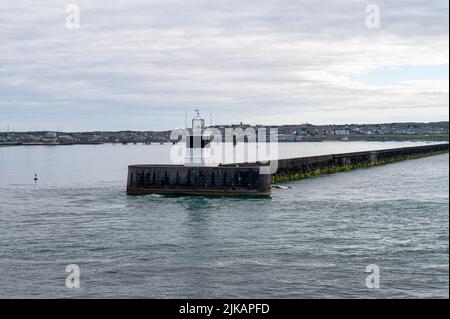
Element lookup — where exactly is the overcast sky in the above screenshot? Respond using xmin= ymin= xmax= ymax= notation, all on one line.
xmin=0 ymin=0 xmax=448 ymax=131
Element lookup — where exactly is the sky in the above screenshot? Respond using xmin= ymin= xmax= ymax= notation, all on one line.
xmin=0 ymin=0 xmax=448 ymax=131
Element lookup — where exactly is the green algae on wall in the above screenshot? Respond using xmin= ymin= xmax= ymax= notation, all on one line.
xmin=272 ymin=149 xmax=449 ymax=184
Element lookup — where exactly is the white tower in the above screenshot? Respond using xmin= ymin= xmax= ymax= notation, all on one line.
xmin=184 ymin=110 xmax=215 ymax=166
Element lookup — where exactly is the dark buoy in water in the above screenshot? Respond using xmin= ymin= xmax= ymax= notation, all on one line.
xmin=34 ymin=174 xmax=38 ymax=182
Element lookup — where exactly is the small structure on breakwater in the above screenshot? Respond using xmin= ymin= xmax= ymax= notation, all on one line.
xmin=127 ymin=111 xmax=272 ymax=196
xmin=184 ymin=110 xmax=215 ymax=167
xmin=127 ymin=122 xmax=449 ymax=196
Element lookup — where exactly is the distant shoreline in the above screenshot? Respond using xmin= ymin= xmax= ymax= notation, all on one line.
xmin=1 ymin=138 xmax=448 ymax=147
xmin=1 ymin=122 xmax=447 ymax=145
xmin=0 ymin=142 xmax=103 ymax=147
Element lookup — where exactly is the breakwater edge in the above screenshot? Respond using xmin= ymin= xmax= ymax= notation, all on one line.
xmin=127 ymin=143 xmax=449 ymax=195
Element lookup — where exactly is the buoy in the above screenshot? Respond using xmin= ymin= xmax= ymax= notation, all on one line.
xmin=34 ymin=174 xmax=38 ymax=182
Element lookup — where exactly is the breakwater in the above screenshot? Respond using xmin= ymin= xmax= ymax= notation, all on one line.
xmin=126 ymin=143 xmax=448 ymax=196
xmin=127 ymin=165 xmax=272 ymax=196
xmin=272 ymin=143 xmax=449 ymax=183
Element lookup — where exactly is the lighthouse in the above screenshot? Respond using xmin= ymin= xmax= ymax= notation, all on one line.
xmin=184 ymin=110 xmax=215 ymax=166
xmin=127 ymin=109 xmax=272 ymax=196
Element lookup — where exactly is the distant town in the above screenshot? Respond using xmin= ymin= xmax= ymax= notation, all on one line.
xmin=0 ymin=122 xmax=448 ymax=146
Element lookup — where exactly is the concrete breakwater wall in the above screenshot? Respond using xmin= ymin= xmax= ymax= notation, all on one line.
xmin=272 ymin=143 xmax=449 ymax=183
xmin=127 ymin=143 xmax=448 ymax=196
xmin=127 ymin=165 xmax=272 ymax=196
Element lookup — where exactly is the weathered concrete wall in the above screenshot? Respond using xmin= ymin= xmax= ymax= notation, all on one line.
xmin=127 ymin=165 xmax=272 ymax=196
xmin=127 ymin=144 xmax=448 ymax=196
xmin=272 ymin=143 xmax=449 ymax=182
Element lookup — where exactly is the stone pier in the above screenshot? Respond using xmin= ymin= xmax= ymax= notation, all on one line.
xmin=127 ymin=143 xmax=449 ymax=196
xmin=127 ymin=165 xmax=272 ymax=196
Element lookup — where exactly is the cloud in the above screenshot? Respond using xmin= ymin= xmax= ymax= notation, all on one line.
xmin=0 ymin=0 xmax=448 ymax=131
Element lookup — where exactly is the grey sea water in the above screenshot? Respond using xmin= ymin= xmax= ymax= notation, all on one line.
xmin=0 ymin=143 xmax=448 ymax=298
